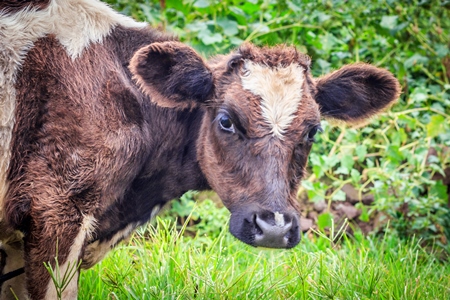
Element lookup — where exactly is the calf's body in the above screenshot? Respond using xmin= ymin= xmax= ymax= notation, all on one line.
xmin=0 ymin=0 xmax=400 ymax=298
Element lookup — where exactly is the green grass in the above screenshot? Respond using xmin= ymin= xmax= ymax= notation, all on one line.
xmin=79 ymin=216 xmax=450 ymax=299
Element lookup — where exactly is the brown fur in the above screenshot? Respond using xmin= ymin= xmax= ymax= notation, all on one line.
xmin=130 ymin=41 xmax=214 ymax=109
xmin=5 ymin=27 xmax=174 ymax=298
xmin=0 ymin=0 xmax=49 ymax=14
xmin=315 ymin=63 xmax=401 ymax=122
xmin=1 ymin=3 xmax=400 ymax=299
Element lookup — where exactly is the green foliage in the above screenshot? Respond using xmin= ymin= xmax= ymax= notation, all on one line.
xmin=44 ymin=241 xmax=82 ymax=300
xmin=44 ymin=260 xmax=81 ymax=300
xmin=158 ymin=191 xmax=230 ymax=241
xmin=103 ymin=0 xmax=450 ymax=243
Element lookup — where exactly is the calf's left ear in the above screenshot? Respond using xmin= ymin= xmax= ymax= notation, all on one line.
xmin=130 ymin=41 xmax=214 ymax=109
xmin=314 ymin=63 xmax=401 ymax=122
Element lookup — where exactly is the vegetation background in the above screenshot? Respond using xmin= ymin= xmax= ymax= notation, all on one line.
xmin=79 ymin=0 xmax=450 ymax=298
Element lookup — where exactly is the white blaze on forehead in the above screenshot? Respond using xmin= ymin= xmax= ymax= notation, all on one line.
xmin=240 ymin=60 xmax=304 ymax=138
xmin=0 ymin=0 xmax=146 ymax=214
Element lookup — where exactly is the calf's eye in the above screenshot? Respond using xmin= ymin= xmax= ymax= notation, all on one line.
xmin=306 ymin=125 xmax=322 ymax=143
xmin=219 ymin=115 xmax=235 ymax=133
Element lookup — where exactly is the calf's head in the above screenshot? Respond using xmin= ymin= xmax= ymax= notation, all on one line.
xmin=130 ymin=42 xmax=400 ymax=249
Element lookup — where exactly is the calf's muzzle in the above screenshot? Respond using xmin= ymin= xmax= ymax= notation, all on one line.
xmin=229 ymin=208 xmax=300 ymax=249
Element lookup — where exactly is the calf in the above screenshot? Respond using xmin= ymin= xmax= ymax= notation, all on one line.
xmin=0 ymin=0 xmax=400 ymax=298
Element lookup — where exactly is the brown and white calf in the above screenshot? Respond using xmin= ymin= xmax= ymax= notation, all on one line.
xmin=0 ymin=0 xmax=400 ymax=298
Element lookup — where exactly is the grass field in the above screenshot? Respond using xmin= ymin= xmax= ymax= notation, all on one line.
xmin=78 ymin=213 xmax=450 ymax=299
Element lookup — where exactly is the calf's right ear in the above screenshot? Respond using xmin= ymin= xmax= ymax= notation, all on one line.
xmin=130 ymin=41 xmax=214 ymax=109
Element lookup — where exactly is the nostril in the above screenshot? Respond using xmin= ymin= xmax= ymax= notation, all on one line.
xmin=252 ymin=214 xmax=263 ymax=236
xmin=255 ymin=214 xmax=292 ymax=237
xmin=249 ymin=211 xmax=301 ymax=248
xmin=229 ymin=210 xmax=301 ymax=249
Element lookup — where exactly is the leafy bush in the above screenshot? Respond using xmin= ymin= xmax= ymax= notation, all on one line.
xmin=159 ymin=191 xmax=229 ymax=241
xmin=104 ymin=0 xmax=450 ymax=245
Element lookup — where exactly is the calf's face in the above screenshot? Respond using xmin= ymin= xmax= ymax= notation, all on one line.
xmin=130 ymin=42 xmax=400 ymax=249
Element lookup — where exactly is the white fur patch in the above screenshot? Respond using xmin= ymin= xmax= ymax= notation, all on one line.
xmin=45 ymin=215 xmax=97 ymax=300
xmin=0 ymin=0 xmax=146 ymax=221
xmin=82 ymin=223 xmax=136 ymax=269
xmin=240 ymin=60 xmax=304 ymax=138
xmin=82 ymin=205 xmax=160 ymax=269
xmin=274 ymin=212 xmax=285 ymax=227
xmin=150 ymin=204 xmax=161 ymax=219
